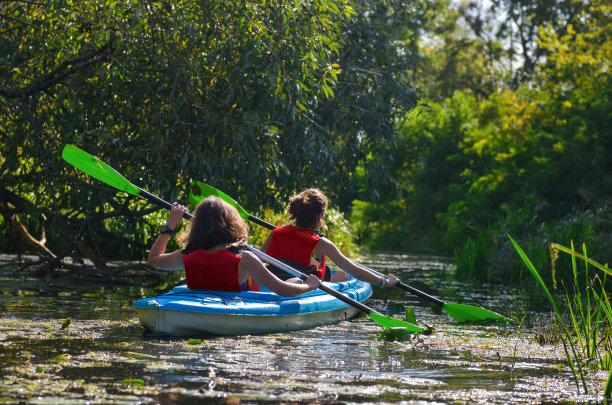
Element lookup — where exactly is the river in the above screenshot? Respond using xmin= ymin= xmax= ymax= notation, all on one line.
xmin=0 ymin=253 xmax=607 ymax=404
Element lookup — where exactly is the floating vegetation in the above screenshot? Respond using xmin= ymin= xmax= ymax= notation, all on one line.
xmin=377 ymin=327 xmax=412 ymax=342
xmin=60 ymin=317 xmax=71 ymax=330
xmin=122 ymin=377 xmax=145 ymax=387
xmin=0 ymin=254 xmax=609 ymax=404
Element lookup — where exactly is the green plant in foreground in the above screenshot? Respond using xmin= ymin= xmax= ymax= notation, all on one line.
xmin=512 ymin=236 xmax=612 ymax=396
xmin=509 ymin=235 xmax=588 ymax=392
xmin=556 ymin=244 xmax=595 ymax=361
xmin=550 ymin=242 xmax=612 ymax=402
xmin=551 ymin=243 xmax=612 ymax=360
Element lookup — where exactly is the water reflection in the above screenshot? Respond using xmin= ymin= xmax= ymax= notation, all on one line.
xmin=0 ymin=253 xmax=607 ymax=404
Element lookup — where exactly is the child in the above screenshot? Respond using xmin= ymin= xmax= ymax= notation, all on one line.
xmin=147 ymin=197 xmax=320 ymax=296
xmin=262 ymin=188 xmax=400 ymax=288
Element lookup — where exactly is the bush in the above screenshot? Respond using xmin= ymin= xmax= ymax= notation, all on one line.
xmin=455 ymin=204 xmax=612 ymax=287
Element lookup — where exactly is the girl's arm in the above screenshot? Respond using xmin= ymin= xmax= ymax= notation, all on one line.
xmin=147 ymin=202 xmax=187 ymax=270
xmin=148 ymin=247 xmax=184 ymax=270
xmin=239 ymin=251 xmax=320 ymax=296
xmin=314 ymin=238 xmax=399 ymax=287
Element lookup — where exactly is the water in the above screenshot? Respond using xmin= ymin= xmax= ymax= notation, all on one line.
xmin=0 ymin=253 xmax=607 ymax=404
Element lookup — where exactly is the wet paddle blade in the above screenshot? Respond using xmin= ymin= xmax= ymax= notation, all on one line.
xmin=442 ymin=303 xmax=511 ymax=323
xmin=189 ymin=181 xmax=249 ymax=220
xmin=368 ymin=312 xmax=424 ymax=333
xmin=62 ymin=145 xmax=141 ymax=196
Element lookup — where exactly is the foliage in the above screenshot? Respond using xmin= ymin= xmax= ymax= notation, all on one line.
xmin=509 ymin=235 xmax=587 ymax=392
xmin=455 ymin=204 xmax=612 ymax=285
xmin=312 ymin=0 xmax=421 ymax=201
xmin=415 ymin=0 xmax=603 ymax=98
xmin=351 ymin=92 xmax=480 ymax=252
xmin=511 ymin=237 xmax=612 ymax=395
xmin=413 ymin=0 xmax=507 ymax=101
xmin=351 ymin=0 xmax=611 ymax=279
xmin=0 ymin=0 xmax=418 ymax=267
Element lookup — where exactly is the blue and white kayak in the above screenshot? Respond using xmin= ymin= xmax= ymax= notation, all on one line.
xmin=134 ymin=277 xmax=372 ymax=336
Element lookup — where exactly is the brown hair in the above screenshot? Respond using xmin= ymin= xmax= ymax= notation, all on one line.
xmin=288 ymin=188 xmax=328 ymax=229
xmin=182 ymin=196 xmax=249 ymax=252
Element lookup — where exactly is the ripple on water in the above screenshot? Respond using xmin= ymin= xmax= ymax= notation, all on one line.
xmin=0 ymin=256 xmax=608 ymax=404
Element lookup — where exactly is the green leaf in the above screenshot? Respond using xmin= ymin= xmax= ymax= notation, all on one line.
xmin=121 ymin=378 xmax=145 ymax=387
xmin=405 ymin=307 xmax=417 ymax=325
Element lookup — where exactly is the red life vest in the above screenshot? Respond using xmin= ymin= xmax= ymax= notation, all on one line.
xmin=266 ymin=225 xmax=326 ymax=280
xmin=182 ymin=249 xmax=242 ymax=291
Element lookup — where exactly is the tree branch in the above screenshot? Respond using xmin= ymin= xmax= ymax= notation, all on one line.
xmin=9 ymin=214 xmax=57 ymax=259
xmin=0 ymin=35 xmax=116 ymax=98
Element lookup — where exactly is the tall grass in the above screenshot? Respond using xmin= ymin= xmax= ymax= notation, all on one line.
xmin=510 ymin=235 xmax=612 ymax=396
xmin=456 ymin=204 xmax=612 ymax=286
xmin=558 ymin=243 xmax=607 ymax=364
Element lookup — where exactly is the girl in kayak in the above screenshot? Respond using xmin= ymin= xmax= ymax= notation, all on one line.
xmin=148 ymin=196 xmax=320 ymax=296
xmin=262 ymin=188 xmax=400 ymax=288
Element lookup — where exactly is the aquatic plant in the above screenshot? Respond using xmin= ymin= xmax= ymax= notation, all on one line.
xmin=552 ymin=243 xmax=612 ymax=357
xmin=550 ymin=242 xmax=612 ymax=402
xmin=457 ymin=204 xmax=612 ymax=286
xmin=511 ymin=235 xmax=612 ymax=395
xmin=556 ymin=244 xmax=603 ymax=363
xmin=509 ymin=235 xmax=587 ymax=392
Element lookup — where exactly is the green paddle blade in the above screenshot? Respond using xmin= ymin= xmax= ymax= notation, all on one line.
xmin=62 ymin=145 xmax=141 ymax=196
xmin=442 ymin=303 xmax=511 ymax=323
xmin=189 ymin=181 xmax=249 ymax=220
xmin=368 ymin=311 xmax=424 ymax=333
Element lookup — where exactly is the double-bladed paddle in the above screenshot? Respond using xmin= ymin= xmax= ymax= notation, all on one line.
xmin=61 ymin=144 xmax=424 ymax=333
xmin=241 ymin=243 xmax=423 ymax=332
xmin=189 ymin=181 xmax=510 ymax=324
xmin=189 ymin=181 xmax=276 ymax=231
xmin=354 ymin=263 xmax=510 ymax=323
xmin=62 ymin=145 xmax=192 ymax=221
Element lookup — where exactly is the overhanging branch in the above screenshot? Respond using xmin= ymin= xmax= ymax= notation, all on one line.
xmin=0 ymin=35 xmax=116 ymax=99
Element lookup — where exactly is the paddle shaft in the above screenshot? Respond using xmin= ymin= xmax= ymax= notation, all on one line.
xmin=247 ymin=215 xmax=275 ymax=231
xmin=139 ymin=189 xmax=193 ymax=221
xmin=199 ymin=185 xmax=505 ymax=323
xmin=244 ymin=207 xmax=445 ymax=306
xmin=62 ymin=152 xmax=421 ymax=328
xmin=353 ymin=262 xmax=445 ymax=307
xmin=396 ymin=282 xmax=445 ymax=307
xmin=242 ymin=244 xmax=376 ymax=316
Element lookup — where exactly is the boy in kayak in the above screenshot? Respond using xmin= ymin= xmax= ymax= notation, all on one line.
xmin=147 ymin=196 xmax=320 ymax=296
xmin=262 ymin=188 xmax=400 ymax=288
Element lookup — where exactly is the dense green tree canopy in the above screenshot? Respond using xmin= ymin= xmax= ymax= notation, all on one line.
xmin=0 ymin=0 xmax=420 ymax=267
xmin=351 ymin=0 xmax=611 ymax=261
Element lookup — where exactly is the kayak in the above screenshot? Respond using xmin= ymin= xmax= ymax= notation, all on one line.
xmin=134 ymin=277 xmax=372 ymax=336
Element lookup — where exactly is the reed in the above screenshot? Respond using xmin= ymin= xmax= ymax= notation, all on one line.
xmin=511 ymin=236 xmax=612 ymax=395
xmin=457 ymin=204 xmax=612 ymax=286
xmin=509 ymin=235 xmax=588 ymax=392
xmin=552 ymin=242 xmax=612 ymax=360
